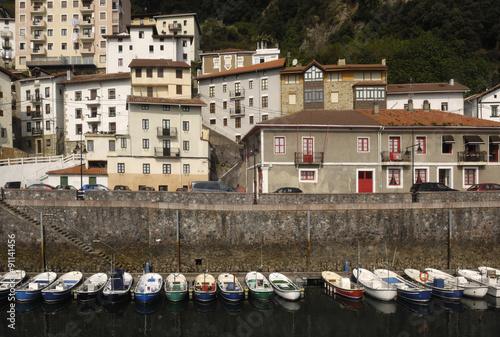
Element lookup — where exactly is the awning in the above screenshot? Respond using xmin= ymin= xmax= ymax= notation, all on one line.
xmin=490 ymin=135 xmax=500 ymax=144
xmin=442 ymin=135 xmax=455 ymax=143
xmin=463 ymin=135 xmax=485 ymax=144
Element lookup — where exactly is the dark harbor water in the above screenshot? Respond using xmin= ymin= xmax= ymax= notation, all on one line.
xmin=2 ymin=287 xmax=500 ymax=337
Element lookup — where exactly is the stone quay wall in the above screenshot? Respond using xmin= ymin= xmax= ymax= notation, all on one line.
xmin=1 ymin=189 xmax=499 ymax=274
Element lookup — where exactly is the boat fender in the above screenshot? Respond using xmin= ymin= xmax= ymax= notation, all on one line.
xmin=419 ymin=271 xmax=429 ymax=282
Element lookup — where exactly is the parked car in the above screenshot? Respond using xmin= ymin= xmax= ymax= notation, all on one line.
xmin=273 ymin=187 xmax=303 ymax=193
xmin=467 ymin=183 xmax=500 ymax=191
xmin=114 ymin=185 xmax=131 ymax=191
xmin=189 ymin=181 xmax=235 ymax=192
xmin=138 ymin=186 xmax=155 ymax=191
xmin=27 ymin=184 xmax=55 ymax=190
xmin=55 ymin=185 xmax=77 ymax=190
xmin=78 ymin=184 xmax=110 ymax=198
xmin=410 ymin=182 xmax=458 ymax=193
xmin=4 ymin=181 xmax=24 ymax=189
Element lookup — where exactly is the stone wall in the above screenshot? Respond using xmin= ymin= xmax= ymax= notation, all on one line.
xmin=1 ymin=191 xmax=499 ymax=274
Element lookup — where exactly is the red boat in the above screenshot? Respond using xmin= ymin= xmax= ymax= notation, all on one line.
xmin=322 ymin=271 xmax=364 ymax=300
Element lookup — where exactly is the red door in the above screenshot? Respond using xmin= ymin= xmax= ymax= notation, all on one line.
xmin=358 ymin=171 xmax=373 ymax=193
xmin=303 ymin=138 xmax=313 ymax=163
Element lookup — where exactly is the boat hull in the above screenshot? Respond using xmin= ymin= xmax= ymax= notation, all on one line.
xmin=135 ymin=290 xmax=161 ymax=303
xmin=15 ymin=290 xmax=43 ymax=302
xmin=273 ymin=288 xmax=301 ymax=301
xmin=165 ymin=290 xmax=188 ymax=302
xmin=102 ymin=291 xmax=130 ymax=304
xmin=249 ymin=289 xmax=273 ymax=301
xmin=397 ymin=288 xmax=432 ymax=303
xmin=42 ymin=289 xmax=73 ymax=303
xmin=219 ymin=290 xmax=244 ymax=302
xmin=429 ymin=287 xmax=463 ymax=301
xmin=364 ymin=287 xmax=397 ymax=302
xmin=77 ymin=290 xmax=102 ymax=302
xmin=463 ymin=286 xmax=489 ymax=298
xmin=194 ymin=291 xmax=216 ymax=302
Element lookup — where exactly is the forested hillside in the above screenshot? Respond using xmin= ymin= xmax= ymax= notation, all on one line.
xmin=132 ymin=0 xmax=500 ymax=94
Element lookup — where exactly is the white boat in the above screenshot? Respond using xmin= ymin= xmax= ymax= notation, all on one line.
xmin=217 ymin=273 xmax=244 ymax=302
xmin=268 ymin=273 xmax=301 ymax=301
xmin=245 ymin=271 xmax=273 ymax=301
xmin=425 ymin=268 xmax=488 ymax=298
xmin=193 ymin=273 xmax=217 ymax=302
xmin=321 ymin=271 xmax=364 ymax=300
xmin=458 ymin=268 xmax=500 ymax=297
xmin=164 ymin=273 xmax=188 ymax=302
xmin=352 ymin=268 xmax=397 ymax=301
xmin=102 ymin=270 xmax=134 ymax=304
xmin=0 ymin=270 xmax=27 ymax=300
xmin=16 ymin=272 xmax=57 ymax=302
xmin=134 ymin=273 xmax=163 ymax=303
xmin=41 ymin=271 xmax=83 ymax=302
xmin=75 ymin=273 xmax=108 ymax=301
xmin=374 ymin=269 xmax=432 ymax=302
xmin=404 ymin=268 xmax=463 ymax=301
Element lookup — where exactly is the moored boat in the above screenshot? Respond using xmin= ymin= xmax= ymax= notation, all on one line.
xmin=352 ymin=268 xmax=397 ymax=302
xmin=193 ymin=273 xmax=217 ymax=302
xmin=404 ymin=268 xmax=463 ymax=301
xmin=41 ymin=271 xmax=83 ymax=303
xmin=164 ymin=273 xmax=188 ymax=302
xmin=0 ymin=270 xmax=28 ymax=301
xmin=424 ymin=268 xmax=488 ymax=299
xmin=217 ymin=273 xmax=244 ymax=302
xmin=458 ymin=268 xmax=500 ymax=297
xmin=76 ymin=273 xmax=108 ymax=302
xmin=102 ymin=270 xmax=134 ymax=304
xmin=374 ymin=269 xmax=432 ymax=303
xmin=134 ymin=273 xmax=163 ymax=303
xmin=16 ymin=272 xmax=57 ymax=302
xmin=322 ymin=271 xmax=364 ymax=300
xmin=245 ymin=271 xmax=273 ymax=301
xmin=268 ymin=273 xmax=301 ymax=301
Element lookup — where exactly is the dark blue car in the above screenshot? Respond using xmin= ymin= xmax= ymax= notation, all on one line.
xmin=77 ymin=184 xmax=110 ymax=199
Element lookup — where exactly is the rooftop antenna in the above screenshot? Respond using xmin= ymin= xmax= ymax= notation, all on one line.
xmin=292 ymin=59 xmax=298 ymax=66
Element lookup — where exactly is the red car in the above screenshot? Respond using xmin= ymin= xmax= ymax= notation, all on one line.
xmin=27 ymin=184 xmax=55 ymax=190
xmin=467 ymin=183 xmax=500 ymax=191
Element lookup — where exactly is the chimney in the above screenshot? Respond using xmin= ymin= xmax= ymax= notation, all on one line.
xmin=373 ymin=102 xmax=379 ymax=115
xmin=337 ymin=58 xmax=346 ymax=66
xmin=449 ymin=78 xmax=454 ymax=86
xmin=407 ymin=99 xmax=414 ymax=112
xmin=423 ymin=100 xmax=430 ymax=112
xmin=381 ymin=58 xmax=386 ymax=66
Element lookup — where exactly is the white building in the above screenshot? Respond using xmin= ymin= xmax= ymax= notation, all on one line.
xmin=197 ymin=58 xmax=286 ymax=142
xmin=387 ymin=80 xmax=469 ymax=114
xmin=0 ymin=7 xmax=15 ymax=67
xmin=0 ymin=66 xmax=18 ymax=150
xmin=464 ymin=83 xmax=500 ymax=120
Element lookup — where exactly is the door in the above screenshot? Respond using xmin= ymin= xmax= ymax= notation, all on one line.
xmin=36 ymin=140 xmax=42 ymax=154
xmin=89 ymin=177 xmax=96 ymax=184
xmin=163 ymin=140 xmax=171 ymax=156
xmin=303 ymin=137 xmax=314 ymax=163
xmin=358 ymin=171 xmax=373 ymax=193
xmin=162 ymin=119 xmax=170 ymax=136
xmin=490 ymin=143 xmax=499 ymax=162
xmin=438 ymin=169 xmax=451 ymax=186
xmin=60 ymin=176 xmax=68 ymax=185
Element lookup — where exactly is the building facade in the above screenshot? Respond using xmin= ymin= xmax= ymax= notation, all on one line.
xmin=464 ymin=83 xmax=500 ymax=120
xmin=15 ymin=0 xmax=131 ymax=71
xmin=242 ymin=108 xmax=500 ymax=194
xmin=280 ymin=59 xmax=388 ymax=115
xmin=0 ymin=7 xmax=15 ymax=67
xmin=0 ymin=66 xmax=18 ymax=150
xmin=197 ymin=58 xmax=285 ymax=142
xmin=387 ymin=80 xmax=469 ymax=114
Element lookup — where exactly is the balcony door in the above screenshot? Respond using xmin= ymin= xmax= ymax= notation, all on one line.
xmin=163 ymin=140 xmax=171 ymax=156
xmin=162 ymin=119 xmax=170 ymax=136
xmin=302 ymin=137 xmax=314 ymax=163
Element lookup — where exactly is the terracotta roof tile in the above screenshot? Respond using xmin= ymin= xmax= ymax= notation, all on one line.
xmin=128 ymin=59 xmax=190 ymax=68
xmin=201 ymin=48 xmax=252 ymax=54
xmin=281 ymin=60 xmax=387 ymax=74
xmin=127 ymin=95 xmax=206 ymax=106
xmin=387 ymin=82 xmax=469 ymax=93
xmin=196 ymin=58 xmax=286 ymax=80
xmin=464 ymin=83 xmax=500 ymax=101
xmin=47 ymin=165 xmax=107 ymax=175
xmin=259 ymin=109 xmax=382 ymax=126
xmin=60 ymin=72 xmax=130 ymax=84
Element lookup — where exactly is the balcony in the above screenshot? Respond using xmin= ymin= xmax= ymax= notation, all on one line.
xmin=229 ymin=89 xmax=245 ymax=99
xmin=381 ymin=151 xmax=411 ymax=165
xmin=31 ymin=96 xmax=43 ymax=103
xmin=80 ymin=46 xmax=95 ymax=54
xmin=80 ymin=3 xmax=95 ymax=12
xmin=154 ymin=147 xmax=180 ymax=158
xmin=1 ymin=31 xmax=13 ymax=38
xmin=31 ymin=20 xmax=47 ymax=28
xmin=79 ymin=18 xmax=94 ymax=26
xmin=31 ymin=33 xmax=47 ymax=42
xmin=229 ymin=106 xmax=245 ymax=116
xmin=294 ymin=152 xmax=324 ymax=166
xmin=168 ymin=23 xmax=182 ymax=31
xmin=31 ymin=6 xmax=46 ymax=13
xmin=156 ymin=127 xmax=178 ymax=138
xmin=80 ymin=32 xmax=95 ymax=40
xmin=32 ymin=128 xmax=43 ymax=135
xmin=32 ymin=47 xmax=47 ymax=55
xmin=31 ymin=112 xmax=42 ymax=119
xmin=458 ymin=151 xmax=487 ymax=164
xmin=2 ymin=42 xmax=12 ymax=49
xmin=85 ymin=97 xmax=101 ymax=105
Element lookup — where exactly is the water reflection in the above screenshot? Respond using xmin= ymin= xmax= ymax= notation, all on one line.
xmin=364 ymin=295 xmax=397 ymax=314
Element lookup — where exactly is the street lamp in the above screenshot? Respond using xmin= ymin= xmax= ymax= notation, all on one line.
xmin=405 ymin=144 xmax=423 ymax=185
xmin=251 ymin=149 xmax=259 ymax=205
xmin=73 ymin=134 xmax=87 ymax=190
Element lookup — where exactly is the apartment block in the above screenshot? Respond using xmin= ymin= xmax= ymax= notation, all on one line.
xmin=0 ymin=7 xmax=15 ymax=67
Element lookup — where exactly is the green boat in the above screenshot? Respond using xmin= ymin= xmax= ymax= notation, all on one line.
xmin=164 ymin=273 xmax=188 ymax=302
xmin=245 ymin=271 xmax=273 ymax=301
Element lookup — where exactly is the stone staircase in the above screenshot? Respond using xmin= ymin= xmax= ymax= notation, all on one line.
xmin=0 ymin=199 xmax=123 ymax=269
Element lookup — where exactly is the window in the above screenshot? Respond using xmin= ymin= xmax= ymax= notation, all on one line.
xmin=249 ymin=97 xmax=253 ymax=107
xmin=249 ymin=116 xmax=254 ymax=124
xmin=146 ymin=68 xmax=153 ymax=78
xmin=209 ymin=86 xmax=215 ymax=97
xmin=100 ymin=12 xmax=106 ymax=20
xmin=327 ymin=73 xmax=342 ymax=82
xmin=163 ymin=105 xmax=170 ymax=111
xmin=274 ymin=137 xmax=285 ymax=154
xmin=183 ymin=121 xmax=189 ymax=131
xmin=109 ymin=140 xmax=115 ymax=151
xmin=45 ymin=104 xmax=50 ymax=114
xmin=214 ymin=59 xmax=219 ymax=69
xmin=45 ymin=87 xmax=50 ymax=98
xmin=183 ymin=40 xmax=187 ymax=47
xmin=415 ymin=169 xmax=427 ymax=183
xmin=142 ymin=139 xmax=149 ymax=149
xmin=142 ymin=119 xmax=149 ymax=130
xmin=109 ymin=122 xmax=116 ymax=133
xmin=47 ymin=29 xmax=53 ymax=37
xmin=182 ymin=106 xmax=190 ymax=112
xmin=177 ymin=85 xmax=182 ymax=95
xmin=416 ymin=136 xmax=426 ymax=154
xmin=223 ymin=101 xmax=227 ymax=109
xmin=141 ymin=104 xmax=149 ymax=110
xmin=300 ymin=170 xmax=316 ymax=182
xmin=61 ymin=15 xmax=67 ymax=23
xmin=210 ymin=103 xmax=215 ymax=113
xmin=143 ymin=164 xmax=150 ymax=174
xmin=46 ymin=139 xmax=51 ymax=147
xmin=491 ymin=105 xmax=499 ymax=117
xmin=289 ymin=94 xmax=297 ymax=105
xmin=442 ymin=136 xmax=453 ymax=154
xmin=27 ymin=122 xmax=32 ymax=132
xmin=210 ymin=119 xmax=216 ymax=125
xmin=26 ymin=90 xmax=31 ymax=100
xmin=47 ymin=15 xmax=53 ymax=22
xmin=355 ymin=86 xmax=386 ymax=101
xmin=117 ymin=163 xmax=125 ymax=173
xmin=20 ymin=1 xmax=26 ymax=8
xmin=441 ymin=102 xmax=448 ymax=111
xmin=305 ymin=66 xmax=323 ymax=81
xmin=158 ymin=68 xmax=164 ymax=77
xmin=183 ymin=141 xmax=189 ymax=151
xmin=120 ymin=138 xmax=127 ymax=148
xmin=45 ymin=121 xmax=51 ymax=130
xmin=331 ymin=92 xmax=339 ymax=103
xmin=108 ymin=89 xmax=116 ymax=99
xmin=249 ymin=80 xmax=253 ymax=89
xmin=147 ymin=87 xmax=153 ymax=97
xmin=139 ymin=31 xmax=144 ymax=38
xmin=19 ymin=42 xmax=25 ymax=50
xmin=163 ymin=164 xmax=171 ymax=174
xmin=358 ymin=137 xmax=369 ymax=152
xmin=223 ymin=84 xmax=227 ymax=93
xmin=149 ymin=45 xmax=154 ymax=53
xmin=464 ymin=168 xmax=476 ymax=186
xmin=388 ymin=168 xmax=401 ymax=186
xmin=235 ymin=117 xmax=241 ymax=128
xmin=75 ymin=91 xmax=82 ymax=101
xmin=136 ymin=68 xmax=142 ymax=78
xmin=87 ymin=140 xmax=94 ymax=151
xmin=176 ymin=69 xmax=183 ymax=78
xmin=389 ymin=136 xmax=401 ymax=153
xmin=305 ymin=89 xmax=323 ymax=103
xmin=183 ymin=164 xmax=190 ymax=174
xmin=262 ymin=96 xmax=268 ymax=108
xmin=223 ymin=118 xmax=227 ymax=126
xmin=73 ymin=0 xmax=78 ymax=7
xmin=75 ymin=109 xmax=82 ymax=119
xmin=61 ymin=43 xmax=67 ymax=50
xmin=261 ymin=78 xmax=268 ymax=90
xmin=26 ymin=106 xmax=31 ymax=115
xmin=262 ymin=115 xmax=268 ymax=122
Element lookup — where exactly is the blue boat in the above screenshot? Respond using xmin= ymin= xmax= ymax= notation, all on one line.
xmin=193 ymin=273 xmax=217 ymax=302
xmin=134 ymin=273 xmax=163 ymax=303
xmin=102 ymin=270 xmax=134 ymax=304
xmin=374 ymin=269 xmax=432 ymax=303
xmin=16 ymin=272 xmax=58 ymax=302
xmin=404 ymin=268 xmax=464 ymax=301
xmin=217 ymin=273 xmax=244 ymax=302
xmin=41 ymin=271 xmax=83 ymax=302
xmin=0 ymin=270 xmax=28 ymax=301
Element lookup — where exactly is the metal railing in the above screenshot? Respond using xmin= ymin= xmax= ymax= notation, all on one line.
xmin=156 ymin=127 xmax=178 ymax=138
xmin=294 ymin=152 xmax=324 ymax=165
xmin=154 ymin=147 xmax=180 ymax=158
xmin=381 ymin=151 xmax=411 ymax=162
xmin=457 ymin=151 xmax=487 ymax=163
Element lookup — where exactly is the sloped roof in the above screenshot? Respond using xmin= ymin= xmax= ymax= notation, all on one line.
xmin=281 ymin=60 xmax=387 ymax=74
xmin=47 ymin=165 xmax=107 ymax=175
xmin=128 ymin=59 xmax=190 ymax=68
xmin=60 ymin=72 xmax=130 ymax=84
xmin=201 ymin=48 xmax=253 ymax=55
xmin=464 ymin=83 xmax=500 ymax=101
xmin=196 ymin=58 xmax=286 ymax=80
xmin=259 ymin=109 xmax=382 ymax=127
xmin=387 ymin=82 xmax=469 ymax=94
xmin=0 ymin=66 xmax=19 ymax=80
xmin=127 ymin=95 xmax=206 ymax=106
